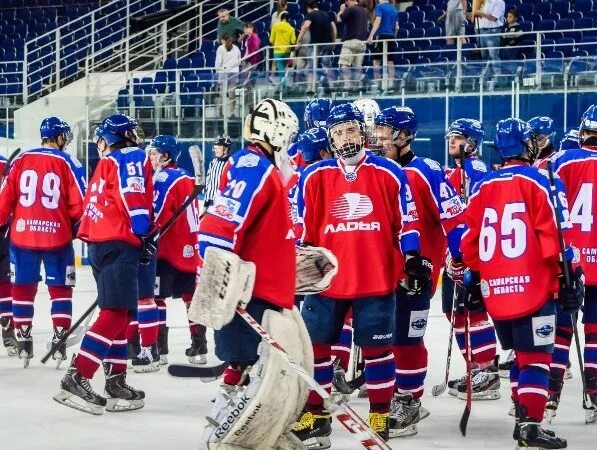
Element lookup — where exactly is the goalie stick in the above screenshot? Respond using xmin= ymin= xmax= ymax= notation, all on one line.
xmin=168 ymin=361 xmax=227 ymax=381
xmin=235 ymin=306 xmax=391 ymax=450
xmin=546 ymin=161 xmax=594 ymax=421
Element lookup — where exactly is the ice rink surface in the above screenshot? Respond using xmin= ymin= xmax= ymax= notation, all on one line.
xmin=1 ymin=266 xmax=595 ymax=450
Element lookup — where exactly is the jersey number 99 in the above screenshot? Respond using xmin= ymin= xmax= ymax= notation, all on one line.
xmin=19 ymin=170 xmax=61 ymax=209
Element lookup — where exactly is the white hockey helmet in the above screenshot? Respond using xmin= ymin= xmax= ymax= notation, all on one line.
xmin=247 ymin=99 xmax=299 ymax=152
xmin=352 ymin=98 xmax=381 ymax=150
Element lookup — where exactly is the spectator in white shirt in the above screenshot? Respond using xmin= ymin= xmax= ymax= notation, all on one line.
xmin=468 ymin=0 xmax=505 ymax=74
xmin=215 ymin=34 xmax=242 ymax=115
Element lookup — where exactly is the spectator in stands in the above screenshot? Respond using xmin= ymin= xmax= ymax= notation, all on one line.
xmin=216 ymin=8 xmax=245 ymax=42
xmin=468 ymin=0 xmax=505 ymax=66
xmin=501 ymin=10 xmax=522 ymax=60
xmin=296 ymin=1 xmax=337 ymax=93
xmin=271 ymin=0 xmax=288 ymax=27
xmin=337 ymin=0 xmax=369 ymax=91
xmin=367 ymin=0 xmax=399 ymax=91
xmin=438 ymin=0 xmax=467 ymax=45
xmin=270 ymin=12 xmax=297 ymax=80
xmin=240 ymin=22 xmax=262 ymax=86
xmin=215 ymin=34 xmax=242 ymax=115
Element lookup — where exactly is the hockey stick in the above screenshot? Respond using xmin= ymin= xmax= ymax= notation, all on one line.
xmin=44 ymin=303 xmax=96 ymax=351
xmin=41 ymin=299 xmax=98 ymax=364
xmin=432 ymin=282 xmax=461 ymax=397
xmin=168 ymin=361 xmax=227 ymax=381
xmin=546 ymin=161 xmax=593 ymax=414
xmin=235 ymin=306 xmax=392 ymax=450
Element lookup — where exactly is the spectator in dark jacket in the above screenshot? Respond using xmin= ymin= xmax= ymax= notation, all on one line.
xmin=501 ymin=10 xmax=522 ymax=60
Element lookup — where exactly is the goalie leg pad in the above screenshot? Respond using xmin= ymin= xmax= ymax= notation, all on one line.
xmin=188 ymin=247 xmax=255 ymax=330
xmin=203 ymin=308 xmax=312 ymax=450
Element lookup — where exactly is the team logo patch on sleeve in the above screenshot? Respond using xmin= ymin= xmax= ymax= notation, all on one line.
xmin=156 ymin=171 xmax=169 ymax=182
xmin=210 ymin=196 xmax=241 ymax=221
xmin=237 ymin=153 xmax=260 ymax=168
xmin=471 ymin=159 xmax=487 ymax=172
xmin=441 ymin=197 xmax=463 ymax=217
xmin=127 ymin=176 xmax=145 ymax=193
xmin=423 ymin=158 xmax=442 ymax=171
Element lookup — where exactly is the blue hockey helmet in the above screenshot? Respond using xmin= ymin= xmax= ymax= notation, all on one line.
xmin=445 ymin=118 xmax=484 ymax=152
xmin=40 ymin=116 xmax=72 ymax=145
xmin=95 ymin=114 xmax=142 ymax=147
xmin=528 ymin=116 xmax=555 ymax=150
xmin=494 ymin=118 xmax=532 ymax=159
xmin=374 ymin=106 xmax=418 ymax=153
xmin=304 ymin=98 xmax=333 ymax=129
xmin=559 ymin=129 xmax=580 ymax=151
xmin=294 ymin=127 xmax=330 ymax=165
xmin=579 ymin=104 xmax=597 ymax=146
xmin=326 ymin=103 xmax=365 ymax=159
xmin=147 ymin=135 xmax=179 ymax=162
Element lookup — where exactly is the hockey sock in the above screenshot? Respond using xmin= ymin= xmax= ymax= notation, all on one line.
xmin=104 ymin=323 xmax=128 ymax=374
xmin=584 ymin=328 xmax=597 ymax=394
xmin=510 ymin=357 xmax=520 ymax=403
xmin=48 ymin=285 xmax=73 ymax=330
xmin=155 ymin=297 xmax=167 ymax=327
xmin=306 ymin=343 xmax=333 ymax=413
xmin=183 ymin=293 xmax=199 ymax=336
xmin=0 ymin=280 xmax=12 ymax=327
xmin=549 ymin=323 xmax=573 ymax=395
xmin=11 ymin=284 xmax=37 ymax=329
xmin=516 ymin=351 xmax=551 ymax=421
xmin=393 ymin=343 xmax=428 ymax=399
xmin=75 ymin=308 xmax=130 ymax=379
xmin=362 ymin=346 xmax=395 ymax=413
xmin=331 ymin=319 xmax=353 ymax=371
xmin=453 ymin=311 xmax=496 ymax=369
xmin=137 ymin=297 xmax=159 ymax=347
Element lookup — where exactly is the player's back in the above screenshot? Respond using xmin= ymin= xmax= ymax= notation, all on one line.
xmin=551 ymin=147 xmax=597 ymax=284
xmin=462 ymin=163 xmax=561 ymax=319
xmin=0 ymin=147 xmax=86 ymax=250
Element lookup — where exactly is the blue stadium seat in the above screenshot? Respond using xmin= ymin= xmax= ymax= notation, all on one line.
xmin=528 ymin=14 xmax=543 ymax=25
xmin=420 ymin=21 xmax=435 ymax=30
xmin=552 ymin=1 xmax=570 ymax=17
xmin=409 ymin=11 xmax=426 ymax=25
xmin=575 ymin=17 xmax=594 ymax=31
xmin=574 ymin=0 xmax=593 ymax=13
xmin=544 ymin=12 xmax=561 ymax=22
xmin=541 ymin=38 xmax=556 ymax=53
xmin=534 ymin=2 xmax=552 ymax=17
xmin=397 ymin=29 xmax=409 ymax=39
xmin=191 ymin=53 xmax=205 ymax=68
xmin=556 ymin=37 xmax=575 ymax=57
xmin=519 ymin=21 xmax=533 ymax=32
xmin=410 ymin=28 xmax=425 ymax=39
xmin=517 ymin=4 xmax=533 ymax=18
xmin=153 ymin=71 xmax=167 ymax=93
xmin=426 ymin=27 xmax=442 ymax=39
xmin=536 ymin=19 xmax=556 ymax=32
xmin=402 ymin=22 xmax=416 ymax=31
xmin=556 ymin=18 xmax=574 ymax=31
xmin=543 ymin=51 xmax=565 ymax=74
xmin=397 ymin=11 xmax=409 ymax=26
xmin=568 ymin=11 xmax=583 ymax=21
xmin=421 ymin=5 xmax=436 ymax=16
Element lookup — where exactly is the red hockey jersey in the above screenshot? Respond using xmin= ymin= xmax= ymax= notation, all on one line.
xmin=461 ymin=162 xmax=570 ymax=320
xmin=78 ymin=147 xmax=153 ymax=247
xmin=0 ymin=148 xmax=86 ymax=250
xmin=298 ymin=154 xmax=420 ymax=299
xmin=198 ymin=146 xmax=296 ymax=309
xmin=154 ymin=164 xmax=199 ymax=273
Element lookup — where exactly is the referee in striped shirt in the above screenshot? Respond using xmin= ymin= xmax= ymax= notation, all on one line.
xmin=204 ymin=135 xmax=231 ymax=208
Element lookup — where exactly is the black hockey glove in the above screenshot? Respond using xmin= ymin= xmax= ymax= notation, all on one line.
xmin=402 ymin=254 xmax=432 ymax=296
xmin=558 ymin=263 xmax=585 ymax=315
xmin=462 ymin=269 xmax=485 ymax=313
xmin=139 ymin=234 xmax=158 ymax=266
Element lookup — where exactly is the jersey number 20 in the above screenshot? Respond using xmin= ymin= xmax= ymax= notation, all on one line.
xmin=480 ymin=203 xmax=527 ymax=261
xmin=19 ymin=170 xmax=61 ymax=209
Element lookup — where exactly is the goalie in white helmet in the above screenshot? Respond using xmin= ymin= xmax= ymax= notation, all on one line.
xmin=353 ymin=98 xmax=382 ymax=152
xmin=191 ymin=98 xmax=315 ymax=449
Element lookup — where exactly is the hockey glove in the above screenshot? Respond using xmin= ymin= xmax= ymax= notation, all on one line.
xmin=445 ymin=253 xmax=466 ymax=284
xmin=463 ymin=269 xmax=485 ymax=313
xmin=139 ymin=235 xmax=158 ymax=266
xmin=401 ymin=254 xmax=432 ymax=296
xmin=558 ymin=263 xmax=585 ymax=315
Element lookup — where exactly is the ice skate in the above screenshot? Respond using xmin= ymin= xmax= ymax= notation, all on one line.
xmin=53 ymin=366 xmax=107 ymax=415
xmin=517 ymin=420 xmax=567 ymax=449
xmin=132 ymin=344 xmax=160 ymax=373
xmin=586 ymin=393 xmax=597 ymax=424
xmin=16 ymin=325 xmax=33 ymax=368
xmin=332 ymin=358 xmax=354 ymax=395
xmin=457 ymin=365 xmax=501 ymax=400
xmin=50 ymin=326 xmax=67 ymax=369
xmin=185 ymin=334 xmax=207 ymax=365
xmin=564 ymin=361 xmax=572 ymax=380
xmin=389 ymin=393 xmax=423 ymax=438
xmin=291 ymin=411 xmax=332 ymax=449
xmin=1 ymin=318 xmax=18 ymax=357
xmin=157 ymin=325 xmax=168 ymax=365
xmin=104 ymin=364 xmax=145 ymax=411
xmin=499 ymin=349 xmax=515 ymax=378
xmin=368 ymin=412 xmax=390 ymax=441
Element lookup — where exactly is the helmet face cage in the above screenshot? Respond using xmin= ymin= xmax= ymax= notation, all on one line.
xmin=328 ymin=120 xmax=364 ymax=160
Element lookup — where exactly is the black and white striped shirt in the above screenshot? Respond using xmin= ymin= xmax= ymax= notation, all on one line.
xmin=204 ymin=156 xmax=228 ymax=207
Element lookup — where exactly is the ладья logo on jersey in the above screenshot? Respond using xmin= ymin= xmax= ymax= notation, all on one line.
xmin=330 ymin=193 xmax=373 ymax=220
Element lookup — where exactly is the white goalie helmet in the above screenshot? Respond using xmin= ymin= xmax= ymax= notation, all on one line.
xmin=247 ymin=98 xmax=299 ymax=152
xmin=352 ymin=98 xmax=381 ymax=149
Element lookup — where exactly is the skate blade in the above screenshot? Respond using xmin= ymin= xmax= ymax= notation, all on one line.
xmin=508 ymin=405 xmax=516 ymax=417
xmin=132 ymin=363 xmax=160 ymax=373
xmin=457 ymin=390 xmax=501 ymax=401
xmin=5 ymin=346 xmax=18 ymax=357
xmin=448 ymin=388 xmax=459 ymax=397
xmin=586 ymin=409 xmax=597 ymax=424
xmin=564 ymin=368 xmax=573 ymax=380
xmin=105 ymin=398 xmax=144 ymax=412
xmin=419 ymin=406 xmax=431 ymax=421
xmin=544 ymin=408 xmax=557 ymax=424
xmin=53 ymin=389 xmax=105 ymax=415
xmin=159 ymin=355 xmax=168 ymax=365
xmin=188 ymin=355 xmax=207 ymax=365
xmin=19 ymin=351 xmax=32 ymax=368
xmin=499 ymin=370 xmax=510 ymax=379
xmin=302 ymin=435 xmax=331 ymax=450
xmin=389 ymin=424 xmax=417 ymax=438
xmin=54 ymin=355 xmax=66 ymax=370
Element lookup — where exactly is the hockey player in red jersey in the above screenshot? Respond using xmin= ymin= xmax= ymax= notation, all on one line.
xmin=442 ymin=118 xmax=500 ymax=400
xmin=54 ymin=114 xmax=154 ymax=415
xmin=146 ymin=135 xmax=204 ymax=366
xmin=549 ymin=104 xmax=597 ymax=424
xmin=374 ymin=106 xmax=469 ymax=437
xmin=293 ymin=103 xmax=426 ymax=444
xmin=461 ymin=118 xmax=584 ymax=449
xmin=0 ymin=154 xmax=16 ymax=357
xmin=0 ymin=117 xmax=85 ymax=368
